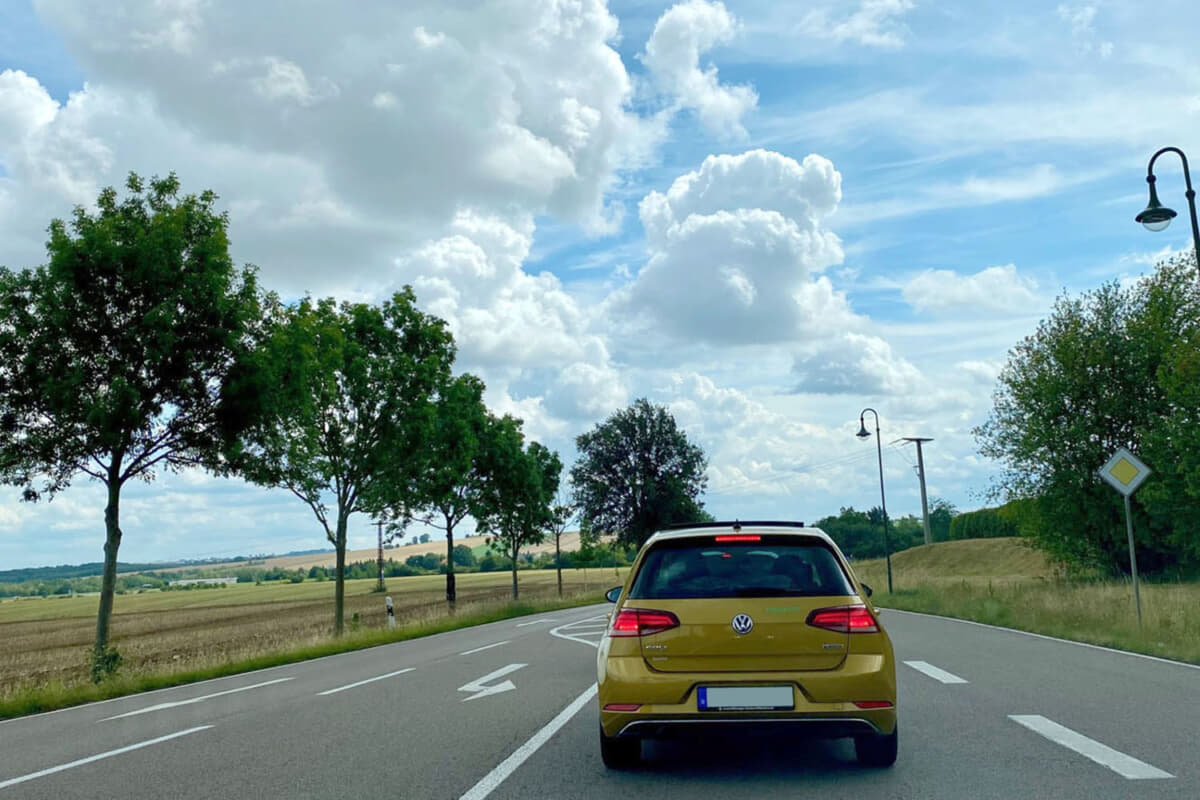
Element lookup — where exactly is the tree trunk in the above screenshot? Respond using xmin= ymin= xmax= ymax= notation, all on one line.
xmin=95 ymin=477 xmax=123 ymax=653
xmin=511 ymin=541 xmax=519 ymax=600
xmin=444 ymin=512 xmax=456 ymax=606
xmin=334 ymin=513 xmax=348 ymax=636
xmin=555 ymin=533 xmax=562 ymax=597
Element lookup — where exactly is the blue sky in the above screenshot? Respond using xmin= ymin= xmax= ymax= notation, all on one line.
xmin=2 ymin=0 xmax=1199 ymax=569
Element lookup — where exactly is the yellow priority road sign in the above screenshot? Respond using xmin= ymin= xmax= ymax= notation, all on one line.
xmin=1099 ymin=448 xmax=1151 ymax=496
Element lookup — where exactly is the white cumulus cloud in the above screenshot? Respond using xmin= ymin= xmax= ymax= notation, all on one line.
xmin=641 ymin=0 xmax=758 ymax=138
xmin=903 ymin=264 xmax=1042 ymax=314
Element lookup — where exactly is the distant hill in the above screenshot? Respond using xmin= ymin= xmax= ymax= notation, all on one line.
xmin=181 ymin=532 xmax=587 ymax=573
xmin=0 ymin=548 xmax=336 ymax=584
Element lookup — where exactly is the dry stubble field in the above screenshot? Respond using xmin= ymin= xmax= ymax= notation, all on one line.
xmin=0 ymin=568 xmax=627 ymax=698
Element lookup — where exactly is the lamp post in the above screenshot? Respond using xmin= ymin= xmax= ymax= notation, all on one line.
xmin=1135 ymin=146 xmax=1200 ymax=281
xmin=857 ymin=408 xmax=893 ymax=594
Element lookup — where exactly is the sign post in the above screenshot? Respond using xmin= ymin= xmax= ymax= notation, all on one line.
xmin=1098 ymin=448 xmax=1152 ymax=628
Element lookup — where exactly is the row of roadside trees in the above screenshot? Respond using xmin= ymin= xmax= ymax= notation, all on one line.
xmin=0 ymin=174 xmax=567 ymax=680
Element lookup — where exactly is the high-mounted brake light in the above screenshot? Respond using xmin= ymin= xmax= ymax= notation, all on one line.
xmin=609 ymin=608 xmax=680 ymax=637
xmin=806 ymin=605 xmax=879 ymax=633
xmin=715 ymin=534 xmax=761 ymax=542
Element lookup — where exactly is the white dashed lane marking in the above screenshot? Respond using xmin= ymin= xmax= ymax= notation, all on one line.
xmin=459 ymin=641 xmax=510 ymax=656
xmin=1010 ymin=715 xmax=1173 ymax=780
xmin=904 ymin=660 xmax=968 ymax=684
xmin=0 ymin=726 xmax=213 ymax=790
xmin=317 ymin=668 xmax=415 ymax=696
xmin=101 ymin=678 xmax=294 ymax=720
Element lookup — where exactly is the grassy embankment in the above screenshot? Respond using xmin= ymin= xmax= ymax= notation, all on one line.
xmin=852 ymin=537 xmax=1200 ymax=665
xmin=0 ymin=567 xmax=627 ymax=720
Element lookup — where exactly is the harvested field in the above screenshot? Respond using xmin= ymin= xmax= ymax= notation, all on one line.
xmin=0 ymin=568 xmax=626 ymax=698
xmin=151 ymin=532 xmax=586 ymax=574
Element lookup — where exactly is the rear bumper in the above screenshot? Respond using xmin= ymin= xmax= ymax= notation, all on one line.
xmin=598 ymin=653 xmax=897 ymax=739
xmin=614 ymin=715 xmax=883 ymax=740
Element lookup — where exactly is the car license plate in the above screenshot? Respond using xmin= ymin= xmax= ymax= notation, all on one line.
xmin=697 ymin=685 xmax=793 ymax=711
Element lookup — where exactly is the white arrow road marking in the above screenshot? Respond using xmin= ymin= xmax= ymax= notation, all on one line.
xmin=101 ymin=677 xmax=293 ymax=721
xmin=0 ymin=726 xmax=213 ymax=790
xmin=1010 ymin=715 xmax=1173 ymax=779
xmin=459 ymin=684 xmax=597 ymax=800
xmin=459 ymin=641 xmax=510 ymax=656
xmin=904 ymin=660 xmax=968 ymax=684
xmin=318 ymin=668 xmax=415 ymax=696
xmin=458 ymin=663 xmax=526 ymax=702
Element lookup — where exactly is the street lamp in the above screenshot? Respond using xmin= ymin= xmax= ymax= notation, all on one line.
xmin=857 ymin=408 xmax=893 ymax=594
xmin=1135 ymin=146 xmax=1200 ymax=281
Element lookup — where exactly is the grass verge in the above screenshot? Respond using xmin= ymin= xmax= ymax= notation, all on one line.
xmin=0 ymin=590 xmax=604 ymax=721
xmin=854 ymin=542 xmax=1200 ymax=666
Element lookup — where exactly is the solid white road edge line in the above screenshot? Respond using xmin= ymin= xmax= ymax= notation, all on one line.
xmin=0 ymin=726 xmax=213 ymax=790
xmin=904 ymin=660 xmax=968 ymax=684
xmin=100 ymin=678 xmax=294 ymax=721
xmin=885 ymin=608 xmax=1200 ymax=671
xmin=318 ymin=668 xmax=415 ymax=696
xmin=459 ymin=641 xmax=510 ymax=656
xmin=515 ymin=618 xmax=555 ymax=627
xmin=459 ymin=684 xmax=598 ymax=800
xmin=1009 ymin=715 xmax=1173 ymax=780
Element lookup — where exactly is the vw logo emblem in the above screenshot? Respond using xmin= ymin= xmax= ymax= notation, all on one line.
xmin=731 ymin=613 xmax=754 ymax=635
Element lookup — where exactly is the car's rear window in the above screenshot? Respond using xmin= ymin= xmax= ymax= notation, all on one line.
xmin=628 ymin=537 xmax=856 ymax=599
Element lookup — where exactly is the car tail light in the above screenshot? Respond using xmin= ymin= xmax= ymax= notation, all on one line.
xmin=715 ymin=534 xmax=761 ymax=542
xmin=609 ymin=608 xmax=681 ymax=637
xmin=853 ymin=701 xmax=894 ymax=709
xmin=806 ymin=605 xmax=879 ymax=633
xmin=603 ymin=703 xmax=643 ymax=712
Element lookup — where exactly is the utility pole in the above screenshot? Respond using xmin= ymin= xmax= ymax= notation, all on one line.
xmin=902 ymin=437 xmax=934 ymax=545
xmin=376 ymin=519 xmax=386 ymax=593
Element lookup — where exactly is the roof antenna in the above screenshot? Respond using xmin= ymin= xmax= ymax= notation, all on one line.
xmin=732 ymin=519 xmax=741 ymax=532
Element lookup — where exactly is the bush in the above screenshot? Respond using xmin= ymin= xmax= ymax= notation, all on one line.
xmin=950 ymin=508 xmax=1018 ymax=540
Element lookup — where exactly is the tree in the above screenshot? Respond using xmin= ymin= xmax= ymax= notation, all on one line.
xmin=229 ymin=289 xmax=453 ymax=634
xmin=0 ymin=173 xmax=260 ymax=680
xmin=476 ymin=418 xmax=562 ymax=599
xmin=402 ymin=373 xmax=490 ymax=605
xmin=571 ymin=398 xmax=709 ymax=549
xmin=928 ymin=498 xmax=957 ymax=543
xmin=452 ymin=544 xmax=477 ymax=568
xmin=548 ymin=487 xmax=577 ymax=597
xmin=975 ymin=254 xmax=1200 ymax=574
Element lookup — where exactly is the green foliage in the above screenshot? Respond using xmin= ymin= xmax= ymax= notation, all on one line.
xmin=950 ymin=507 xmax=1019 ymax=540
xmin=452 ymin=544 xmax=477 ymax=567
xmin=475 ymin=419 xmax=562 ymax=598
xmin=814 ymin=506 xmax=928 ymax=560
xmin=89 ymin=645 xmax=122 ymax=684
xmin=975 ymin=254 xmax=1200 ymax=575
xmin=570 ymin=398 xmax=709 ymax=549
xmin=405 ymin=552 xmax=445 ymax=572
xmin=928 ymin=498 xmax=957 ymax=542
xmin=0 ymin=172 xmax=261 ymax=656
xmin=227 ymin=287 xmax=455 ymax=633
xmin=399 ymin=372 xmax=491 ymax=603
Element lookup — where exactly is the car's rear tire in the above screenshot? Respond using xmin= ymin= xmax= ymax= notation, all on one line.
xmin=854 ymin=725 xmax=898 ymax=767
xmin=599 ymin=726 xmax=641 ymax=769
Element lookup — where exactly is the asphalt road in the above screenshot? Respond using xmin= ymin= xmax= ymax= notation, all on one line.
xmin=0 ymin=603 xmax=1195 ymax=799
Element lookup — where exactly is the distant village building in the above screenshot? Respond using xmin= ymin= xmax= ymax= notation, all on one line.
xmin=168 ymin=577 xmax=238 ymax=587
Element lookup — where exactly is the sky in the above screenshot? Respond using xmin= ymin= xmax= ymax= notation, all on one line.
xmin=2 ymin=0 xmax=1199 ymax=570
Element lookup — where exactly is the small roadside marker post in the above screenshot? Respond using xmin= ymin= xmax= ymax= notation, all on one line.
xmin=385 ymin=596 xmax=395 ymax=629
xmin=1098 ymin=448 xmax=1152 ymax=628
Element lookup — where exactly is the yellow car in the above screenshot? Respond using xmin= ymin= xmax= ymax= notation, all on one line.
xmin=597 ymin=521 xmax=897 ymax=768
